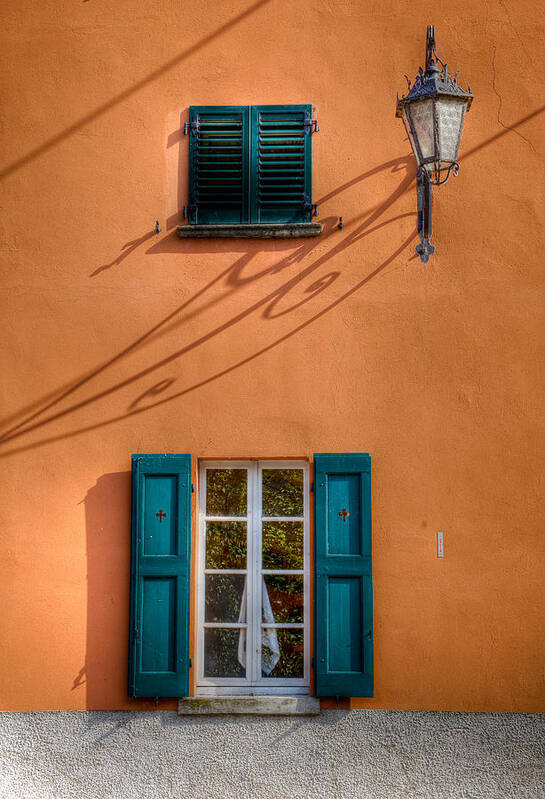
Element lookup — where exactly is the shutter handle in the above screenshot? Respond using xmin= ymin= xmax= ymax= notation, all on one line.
xmin=184 ymin=120 xmax=198 ymax=135
xmin=303 ymin=197 xmax=318 ymax=218
xmin=303 ymin=115 xmax=319 ymax=134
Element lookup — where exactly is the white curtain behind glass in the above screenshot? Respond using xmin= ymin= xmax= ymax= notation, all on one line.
xmin=237 ymin=579 xmax=280 ymax=675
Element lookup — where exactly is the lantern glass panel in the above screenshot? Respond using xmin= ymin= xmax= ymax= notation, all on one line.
xmin=403 ymin=98 xmax=435 ymax=165
xmin=401 ymin=108 xmax=418 ymax=164
xmin=436 ymin=96 xmax=467 ymax=167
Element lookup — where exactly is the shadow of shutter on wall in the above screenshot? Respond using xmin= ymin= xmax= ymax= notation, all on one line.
xmin=129 ymin=454 xmax=192 ymax=698
xmin=314 ymin=453 xmax=373 ymax=698
xmin=251 ymin=105 xmax=314 ymax=223
xmin=187 ymin=106 xmax=249 ymax=225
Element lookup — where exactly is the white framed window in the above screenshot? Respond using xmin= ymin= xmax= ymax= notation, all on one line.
xmin=197 ymin=460 xmax=310 ymax=696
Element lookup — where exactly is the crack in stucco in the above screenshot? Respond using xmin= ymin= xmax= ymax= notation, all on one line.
xmin=498 ymin=0 xmax=532 ymax=64
xmin=491 ymin=44 xmax=539 ymax=156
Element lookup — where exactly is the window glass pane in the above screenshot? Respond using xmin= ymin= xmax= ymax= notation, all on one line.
xmin=262 ymin=469 xmax=304 ymax=517
xmin=262 ymin=521 xmax=303 ymax=569
xmin=262 ymin=575 xmax=304 ymax=623
xmin=261 ymin=628 xmax=304 ymax=678
xmin=206 ymin=469 xmax=247 ymax=516
xmin=200 ymin=461 xmax=308 ymax=686
xmin=205 ymin=574 xmax=246 ymax=623
xmin=206 ymin=521 xmax=247 ymax=569
xmin=204 ymin=628 xmax=245 ymax=678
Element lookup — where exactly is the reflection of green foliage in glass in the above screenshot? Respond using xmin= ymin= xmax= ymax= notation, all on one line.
xmin=262 ymin=629 xmax=304 ymax=678
xmin=204 ymin=468 xmax=307 ymax=680
xmin=206 ymin=522 xmax=247 ymax=569
xmin=205 ymin=629 xmax=245 ymax=678
xmin=205 ymin=574 xmax=245 ymax=622
xmin=262 ymin=521 xmax=303 ymax=569
xmin=206 ymin=469 xmax=247 ymax=516
xmin=262 ymin=469 xmax=303 ymax=516
xmin=264 ymin=575 xmax=304 ymax=623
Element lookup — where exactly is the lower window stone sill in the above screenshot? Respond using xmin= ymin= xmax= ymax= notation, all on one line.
xmin=178 ymin=696 xmax=321 ymax=716
xmin=176 ymin=222 xmax=323 ymax=238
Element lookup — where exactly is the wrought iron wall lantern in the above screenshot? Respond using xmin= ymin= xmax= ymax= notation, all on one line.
xmin=396 ymin=26 xmax=473 ymax=261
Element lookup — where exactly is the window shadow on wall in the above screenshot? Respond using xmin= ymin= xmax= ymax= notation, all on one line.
xmin=82 ymin=470 xmax=181 ymax=710
xmin=82 ymin=471 xmax=174 ymax=710
xmin=83 ymin=471 xmax=131 ymax=709
xmin=0 ymin=156 xmax=415 ymax=457
xmin=2 ymin=104 xmax=543 ymax=458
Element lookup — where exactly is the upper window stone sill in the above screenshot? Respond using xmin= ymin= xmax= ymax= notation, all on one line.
xmin=176 ymin=222 xmax=323 ymax=239
xmin=178 ymin=696 xmax=321 ymax=716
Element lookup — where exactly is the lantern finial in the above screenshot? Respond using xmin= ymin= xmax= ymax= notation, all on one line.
xmin=425 ymin=25 xmax=436 ymax=70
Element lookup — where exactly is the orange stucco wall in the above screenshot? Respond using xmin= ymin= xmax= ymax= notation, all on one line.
xmin=1 ymin=0 xmax=544 ymax=712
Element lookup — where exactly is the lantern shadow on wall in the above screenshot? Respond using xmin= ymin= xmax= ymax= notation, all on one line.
xmin=396 ymin=25 xmax=474 ymax=262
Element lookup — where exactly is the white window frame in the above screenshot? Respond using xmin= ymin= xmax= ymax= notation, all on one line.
xmin=196 ymin=460 xmax=310 ymax=696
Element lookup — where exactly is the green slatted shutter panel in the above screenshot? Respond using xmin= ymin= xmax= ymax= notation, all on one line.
xmin=187 ymin=106 xmax=249 ymax=224
xmin=314 ymin=453 xmax=373 ymax=697
xmin=129 ymin=454 xmax=192 ymax=698
xmin=251 ymin=105 xmax=314 ymax=223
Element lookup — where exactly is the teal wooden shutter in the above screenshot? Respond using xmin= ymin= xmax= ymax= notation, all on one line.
xmin=129 ymin=454 xmax=192 ymax=697
xmin=187 ymin=106 xmax=249 ymax=224
xmin=314 ymin=453 xmax=373 ymax=697
xmin=250 ymin=105 xmax=315 ymax=223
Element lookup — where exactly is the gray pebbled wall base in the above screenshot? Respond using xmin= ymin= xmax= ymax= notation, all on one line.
xmin=1 ymin=710 xmax=543 ymax=799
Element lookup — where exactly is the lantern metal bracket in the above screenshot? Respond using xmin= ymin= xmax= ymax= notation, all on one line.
xmin=415 ymin=160 xmax=459 ymax=261
xmin=416 ymin=168 xmax=434 ymax=263
xmin=420 ymin=160 xmax=460 ymax=186
xmin=414 ymin=160 xmax=459 ymax=262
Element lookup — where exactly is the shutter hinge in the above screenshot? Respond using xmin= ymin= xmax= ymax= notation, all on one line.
xmin=184 ymin=120 xmax=198 ymax=135
xmin=189 ymin=658 xmax=193 ymax=668
xmin=311 ymin=482 xmax=315 ymax=493
xmin=191 ymin=483 xmax=195 ymax=493
xmin=304 ymin=113 xmax=319 ymax=134
xmin=311 ymin=657 xmax=315 ymax=668
xmin=303 ymin=196 xmax=319 ymax=217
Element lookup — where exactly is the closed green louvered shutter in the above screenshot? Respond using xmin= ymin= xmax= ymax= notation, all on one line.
xmin=187 ymin=106 xmax=249 ymax=225
xmin=314 ymin=453 xmax=374 ymax=697
xmin=250 ymin=105 xmax=315 ymax=223
xmin=129 ymin=454 xmax=192 ymax=698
